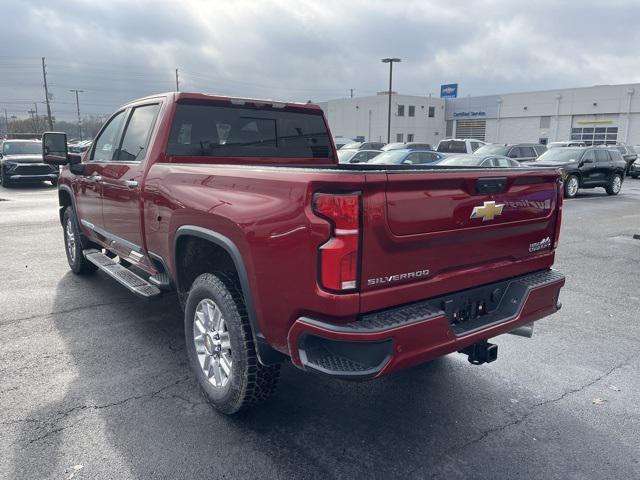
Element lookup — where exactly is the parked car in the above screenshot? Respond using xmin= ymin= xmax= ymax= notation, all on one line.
xmin=629 ymin=161 xmax=640 ymax=179
xmin=0 ymin=139 xmax=59 ymax=186
xmin=381 ymin=142 xmax=433 ymax=152
xmin=474 ymin=143 xmax=547 ymax=162
xmin=609 ymin=144 xmax=637 ymax=175
xmin=547 ymin=141 xmax=586 ymax=148
xmin=333 ymin=136 xmax=354 ymax=149
xmin=340 ymin=141 xmax=386 ymax=151
xmin=368 ymin=149 xmax=445 ymax=165
xmin=436 ymin=139 xmax=487 ymax=154
xmin=42 ymin=92 xmax=565 ymax=414
xmin=436 ymin=154 xmax=521 ymax=168
xmin=526 ymin=147 xmax=626 ymax=198
xmin=337 ymin=149 xmax=382 ymax=164
xmin=68 ymin=140 xmax=92 ymax=153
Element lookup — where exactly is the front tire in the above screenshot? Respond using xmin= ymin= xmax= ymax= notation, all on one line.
xmin=185 ymin=273 xmax=280 ymax=414
xmin=0 ymin=169 xmax=10 ymax=187
xmin=605 ymin=173 xmax=622 ymax=195
xmin=62 ymin=208 xmax=97 ymax=274
xmin=564 ymin=175 xmax=579 ymax=198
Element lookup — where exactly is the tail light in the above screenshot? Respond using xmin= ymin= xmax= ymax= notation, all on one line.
xmin=553 ymin=177 xmax=563 ymax=248
xmin=313 ymin=192 xmax=360 ymax=292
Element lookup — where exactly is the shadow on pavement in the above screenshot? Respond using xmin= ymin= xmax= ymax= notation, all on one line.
xmin=10 ymin=268 xmax=640 ymax=479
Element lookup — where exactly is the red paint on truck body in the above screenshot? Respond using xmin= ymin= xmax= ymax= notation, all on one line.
xmin=58 ymin=92 xmax=564 ymax=375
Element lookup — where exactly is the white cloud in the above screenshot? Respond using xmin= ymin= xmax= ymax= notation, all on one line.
xmin=1 ymin=0 xmax=638 ymax=120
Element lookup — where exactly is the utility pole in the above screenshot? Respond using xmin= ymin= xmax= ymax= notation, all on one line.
xmin=381 ymin=58 xmax=401 ymax=144
xmin=175 ymin=68 xmax=180 ymax=91
xmin=28 ymin=108 xmax=37 ymax=133
xmin=350 ymin=88 xmax=354 ymax=98
xmin=69 ymin=89 xmax=84 ymax=140
xmin=3 ymin=109 xmax=8 ymax=136
xmin=33 ymin=103 xmax=40 ymax=133
xmin=42 ymin=57 xmax=54 ymax=130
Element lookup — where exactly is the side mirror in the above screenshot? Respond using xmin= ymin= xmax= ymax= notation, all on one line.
xmin=582 ymin=158 xmax=593 ymax=164
xmin=42 ymin=132 xmax=70 ymax=166
xmin=402 ymin=159 xmax=414 ymax=165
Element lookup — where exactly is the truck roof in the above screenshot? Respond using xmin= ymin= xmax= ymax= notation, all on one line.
xmin=121 ymin=91 xmax=322 ymax=112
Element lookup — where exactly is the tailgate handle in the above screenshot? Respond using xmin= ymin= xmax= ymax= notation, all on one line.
xmin=476 ymin=177 xmax=507 ymax=194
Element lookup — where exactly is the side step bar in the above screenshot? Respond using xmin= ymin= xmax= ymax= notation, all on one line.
xmin=83 ymin=249 xmax=161 ymax=298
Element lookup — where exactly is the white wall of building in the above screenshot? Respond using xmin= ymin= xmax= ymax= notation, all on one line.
xmin=447 ymin=83 xmax=640 ymax=145
xmin=321 ymin=83 xmax=640 ymax=147
xmin=321 ymin=94 xmax=446 ymax=145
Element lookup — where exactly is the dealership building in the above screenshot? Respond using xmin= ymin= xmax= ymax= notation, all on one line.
xmin=319 ymin=83 xmax=639 ymax=147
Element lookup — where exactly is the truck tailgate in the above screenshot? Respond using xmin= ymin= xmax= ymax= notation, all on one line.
xmin=360 ymin=168 xmax=561 ymax=309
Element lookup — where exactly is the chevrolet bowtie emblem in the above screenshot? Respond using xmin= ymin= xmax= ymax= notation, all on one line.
xmin=470 ymin=200 xmax=504 ymax=221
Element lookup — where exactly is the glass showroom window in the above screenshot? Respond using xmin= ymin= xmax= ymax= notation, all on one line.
xmin=571 ymin=127 xmax=617 ymax=145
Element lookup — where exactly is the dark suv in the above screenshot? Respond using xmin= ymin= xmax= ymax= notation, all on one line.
xmin=526 ymin=146 xmax=627 ymax=198
xmin=0 ymin=139 xmax=59 ymax=186
xmin=610 ymin=145 xmax=637 ymax=175
xmin=474 ymin=143 xmax=547 ymax=162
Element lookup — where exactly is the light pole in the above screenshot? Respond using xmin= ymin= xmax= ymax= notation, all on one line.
xmin=381 ymin=58 xmax=401 ymax=143
xmin=69 ymin=89 xmax=84 ymax=140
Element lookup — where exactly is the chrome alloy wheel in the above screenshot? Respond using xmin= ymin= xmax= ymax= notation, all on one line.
xmin=612 ymin=175 xmax=622 ymax=193
xmin=65 ymin=217 xmax=76 ymax=263
xmin=193 ymin=298 xmax=232 ymax=388
xmin=567 ymin=176 xmax=579 ymax=197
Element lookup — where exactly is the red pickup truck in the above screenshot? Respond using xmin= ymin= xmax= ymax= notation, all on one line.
xmin=43 ymin=92 xmax=565 ymax=414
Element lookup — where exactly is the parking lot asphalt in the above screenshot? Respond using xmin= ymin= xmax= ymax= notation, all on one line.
xmin=0 ymin=180 xmax=639 ymax=480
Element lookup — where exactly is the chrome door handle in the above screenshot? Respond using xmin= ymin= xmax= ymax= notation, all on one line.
xmin=124 ymin=180 xmax=138 ymax=188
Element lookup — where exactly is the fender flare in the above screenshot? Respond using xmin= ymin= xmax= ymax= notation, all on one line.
xmin=174 ymin=225 xmax=284 ymax=365
xmin=57 ymin=184 xmax=76 ymax=225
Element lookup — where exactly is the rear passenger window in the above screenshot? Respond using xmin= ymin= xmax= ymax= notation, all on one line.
xmin=167 ymin=103 xmax=330 ymax=158
xmin=418 ymin=152 xmax=438 ymax=163
xmin=595 ymin=150 xmax=610 ymax=162
xmin=520 ymin=147 xmax=536 ymax=157
xmin=508 ymin=147 xmax=521 ymax=158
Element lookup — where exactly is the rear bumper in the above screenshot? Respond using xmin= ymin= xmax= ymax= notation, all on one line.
xmin=288 ymin=269 xmax=565 ymax=379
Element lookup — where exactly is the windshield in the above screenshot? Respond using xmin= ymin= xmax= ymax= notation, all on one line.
xmin=368 ymin=150 xmax=407 ymax=164
xmin=337 ymin=149 xmax=357 ymax=163
xmin=3 ymin=141 xmax=42 ymax=155
xmin=537 ymin=148 xmax=582 ymax=163
xmin=474 ymin=144 xmax=508 ymax=155
xmin=341 ymin=142 xmax=361 ymax=150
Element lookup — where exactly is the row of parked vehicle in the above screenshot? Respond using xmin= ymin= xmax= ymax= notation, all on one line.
xmin=0 ymin=138 xmax=93 ymax=186
xmin=335 ymin=138 xmax=639 ymax=198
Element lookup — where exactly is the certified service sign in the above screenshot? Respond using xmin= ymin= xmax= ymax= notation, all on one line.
xmin=440 ymin=83 xmax=458 ymax=98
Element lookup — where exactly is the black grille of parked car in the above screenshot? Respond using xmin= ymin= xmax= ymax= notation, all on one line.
xmin=14 ymin=164 xmax=55 ymax=175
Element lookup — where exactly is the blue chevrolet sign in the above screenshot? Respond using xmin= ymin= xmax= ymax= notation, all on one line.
xmin=440 ymin=83 xmax=458 ymax=98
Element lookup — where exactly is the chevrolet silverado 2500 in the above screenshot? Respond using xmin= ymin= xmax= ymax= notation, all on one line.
xmin=42 ymin=92 xmax=565 ymax=414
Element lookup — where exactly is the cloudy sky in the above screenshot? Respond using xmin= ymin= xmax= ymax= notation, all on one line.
xmin=1 ymin=0 xmax=639 ymax=121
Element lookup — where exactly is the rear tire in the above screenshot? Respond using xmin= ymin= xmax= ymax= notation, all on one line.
xmin=185 ymin=273 xmax=280 ymax=414
xmin=605 ymin=173 xmax=622 ymax=195
xmin=564 ymin=175 xmax=579 ymax=198
xmin=63 ymin=207 xmax=97 ymax=274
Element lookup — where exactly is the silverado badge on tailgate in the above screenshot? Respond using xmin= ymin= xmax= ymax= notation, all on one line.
xmin=470 ymin=200 xmax=505 ymax=221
